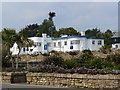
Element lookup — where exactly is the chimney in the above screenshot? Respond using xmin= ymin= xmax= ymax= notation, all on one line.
xmin=81 ymin=32 xmax=85 ymax=36
xmin=42 ymin=33 xmax=47 ymax=38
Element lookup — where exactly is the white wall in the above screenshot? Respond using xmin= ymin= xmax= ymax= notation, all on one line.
xmin=53 ymin=37 xmax=104 ymax=52
xmin=112 ymin=43 xmax=120 ymax=49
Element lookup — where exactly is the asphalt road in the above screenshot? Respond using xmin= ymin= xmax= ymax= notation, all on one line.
xmin=1 ymin=83 xmax=118 ymax=90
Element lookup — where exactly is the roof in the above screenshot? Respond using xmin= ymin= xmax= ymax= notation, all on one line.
xmin=52 ymin=36 xmax=104 ymax=40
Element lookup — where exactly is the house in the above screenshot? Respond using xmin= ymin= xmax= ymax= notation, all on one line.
xmin=52 ymin=34 xmax=104 ymax=52
xmin=111 ymin=32 xmax=120 ymax=49
xmin=20 ymin=33 xmax=53 ymax=54
xmin=10 ymin=33 xmax=104 ymax=55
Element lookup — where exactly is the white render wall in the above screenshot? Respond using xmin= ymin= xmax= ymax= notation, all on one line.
xmin=17 ymin=34 xmax=104 ymax=54
xmin=53 ymin=37 xmax=104 ymax=52
xmin=112 ymin=43 xmax=120 ymax=49
xmin=20 ymin=34 xmax=53 ymax=54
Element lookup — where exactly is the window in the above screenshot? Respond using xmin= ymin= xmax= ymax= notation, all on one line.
xmin=58 ymin=42 xmax=61 ymax=46
xmin=70 ymin=46 xmax=73 ymax=49
xmin=116 ymin=45 xmax=118 ymax=49
xmin=54 ymin=42 xmax=56 ymax=47
xmin=34 ymin=42 xmax=41 ymax=46
xmin=47 ymin=43 xmax=51 ymax=47
xmin=71 ymin=40 xmax=80 ymax=44
xmin=64 ymin=41 xmax=67 ymax=45
xmin=92 ymin=40 xmax=95 ymax=44
xmin=23 ymin=47 xmax=25 ymax=52
xmin=38 ymin=42 xmax=41 ymax=46
xmin=26 ymin=47 xmax=29 ymax=51
xmin=98 ymin=41 xmax=102 ymax=45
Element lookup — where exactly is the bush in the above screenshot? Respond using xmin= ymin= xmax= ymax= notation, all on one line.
xmin=64 ymin=60 xmax=79 ymax=69
xmin=42 ymin=55 xmax=64 ymax=66
xmin=80 ymin=50 xmax=93 ymax=62
xmin=42 ymin=53 xmax=50 ymax=56
xmin=67 ymin=51 xmax=78 ymax=56
xmin=106 ymin=54 xmax=120 ymax=65
xmin=99 ymin=45 xmax=111 ymax=54
xmin=86 ymin=58 xmax=103 ymax=69
xmin=50 ymin=50 xmax=60 ymax=56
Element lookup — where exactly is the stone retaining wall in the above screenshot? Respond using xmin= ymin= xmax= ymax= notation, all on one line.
xmin=2 ymin=72 xmax=120 ymax=89
xmin=2 ymin=72 xmax=26 ymax=83
xmin=26 ymin=73 xmax=120 ymax=89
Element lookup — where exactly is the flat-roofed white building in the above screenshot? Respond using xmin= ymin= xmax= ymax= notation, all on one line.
xmin=11 ymin=33 xmax=104 ymax=54
xmin=20 ymin=33 xmax=53 ymax=54
xmin=52 ymin=34 xmax=104 ymax=52
xmin=111 ymin=32 xmax=120 ymax=49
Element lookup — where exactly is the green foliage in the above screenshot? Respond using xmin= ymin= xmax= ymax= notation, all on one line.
xmin=99 ymin=45 xmax=111 ymax=54
xmin=85 ymin=28 xmax=101 ymax=38
xmin=43 ymin=55 xmax=64 ymax=66
xmin=42 ymin=53 xmax=50 ymax=56
xmin=48 ymin=12 xmax=56 ymax=21
xmin=38 ymin=19 xmax=56 ymax=37
xmin=64 ymin=60 xmax=79 ymax=69
xmin=86 ymin=58 xmax=103 ymax=69
xmin=80 ymin=50 xmax=93 ymax=61
xmin=2 ymin=29 xmax=17 ymax=64
xmin=106 ymin=54 xmax=120 ymax=65
xmin=67 ymin=51 xmax=78 ymax=56
xmin=19 ymin=24 xmax=39 ymax=37
xmin=50 ymin=50 xmax=60 ymax=56
xmin=54 ymin=27 xmax=81 ymax=37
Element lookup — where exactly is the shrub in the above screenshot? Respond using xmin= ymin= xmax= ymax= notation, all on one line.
xmin=64 ymin=60 xmax=79 ymax=69
xmin=106 ymin=54 xmax=120 ymax=65
xmin=99 ymin=45 xmax=111 ymax=54
xmin=67 ymin=51 xmax=78 ymax=56
xmin=42 ymin=55 xmax=64 ymax=66
xmin=42 ymin=53 xmax=50 ymax=56
xmin=50 ymin=50 xmax=60 ymax=56
xmin=86 ymin=58 xmax=103 ymax=69
xmin=80 ymin=50 xmax=93 ymax=62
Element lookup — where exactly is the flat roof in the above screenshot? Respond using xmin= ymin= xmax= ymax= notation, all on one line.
xmin=52 ymin=36 xmax=104 ymax=40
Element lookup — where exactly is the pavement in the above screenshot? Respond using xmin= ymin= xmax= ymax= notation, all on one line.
xmin=1 ymin=83 xmax=118 ymax=90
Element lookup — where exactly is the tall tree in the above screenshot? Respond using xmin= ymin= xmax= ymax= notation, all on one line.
xmin=48 ymin=12 xmax=56 ymax=21
xmin=19 ymin=24 xmax=39 ymax=37
xmin=54 ymin=27 xmax=81 ymax=37
xmin=85 ymin=28 xmax=101 ymax=38
xmin=2 ymin=28 xmax=17 ymax=68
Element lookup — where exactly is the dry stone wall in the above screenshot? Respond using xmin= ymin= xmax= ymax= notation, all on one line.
xmin=26 ymin=73 xmax=120 ymax=89
xmin=2 ymin=72 xmax=26 ymax=83
xmin=2 ymin=72 xmax=120 ymax=89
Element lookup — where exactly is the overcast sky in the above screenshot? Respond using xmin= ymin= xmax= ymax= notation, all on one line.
xmin=2 ymin=2 xmax=118 ymax=32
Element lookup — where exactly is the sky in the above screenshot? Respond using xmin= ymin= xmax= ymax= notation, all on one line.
xmin=1 ymin=2 xmax=118 ymax=32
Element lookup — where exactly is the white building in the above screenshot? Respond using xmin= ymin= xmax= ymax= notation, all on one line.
xmin=53 ymin=34 xmax=104 ymax=52
xmin=11 ymin=33 xmax=104 ymax=54
xmin=10 ymin=42 xmax=19 ymax=55
xmin=111 ymin=32 xmax=120 ymax=49
xmin=20 ymin=33 xmax=53 ymax=54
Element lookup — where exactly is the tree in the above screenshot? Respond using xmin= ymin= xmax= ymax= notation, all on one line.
xmin=15 ymin=31 xmax=34 ymax=69
xmin=85 ymin=28 xmax=101 ymax=38
xmin=48 ymin=12 xmax=56 ymax=21
xmin=19 ymin=24 xmax=39 ymax=37
xmin=2 ymin=28 xmax=17 ymax=68
xmin=38 ymin=19 xmax=56 ymax=37
xmin=54 ymin=27 xmax=81 ymax=37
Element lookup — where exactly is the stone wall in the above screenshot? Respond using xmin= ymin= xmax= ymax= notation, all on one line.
xmin=2 ymin=72 xmax=26 ymax=83
xmin=26 ymin=73 xmax=120 ymax=89
xmin=2 ymin=72 xmax=120 ymax=89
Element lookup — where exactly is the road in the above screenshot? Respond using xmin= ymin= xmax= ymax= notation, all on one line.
xmin=1 ymin=83 xmax=118 ymax=90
